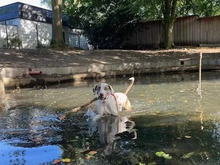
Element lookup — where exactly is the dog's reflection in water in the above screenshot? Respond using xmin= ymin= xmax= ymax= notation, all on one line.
xmin=86 ymin=110 xmax=137 ymax=155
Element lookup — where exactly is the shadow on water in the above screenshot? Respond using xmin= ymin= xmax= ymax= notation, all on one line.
xmin=0 ymin=71 xmax=220 ymax=164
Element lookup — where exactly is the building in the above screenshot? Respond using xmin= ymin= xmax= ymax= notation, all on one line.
xmin=0 ymin=2 xmax=88 ymax=49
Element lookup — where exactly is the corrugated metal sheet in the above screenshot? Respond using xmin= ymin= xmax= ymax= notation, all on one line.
xmin=125 ymin=15 xmax=220 ymax=48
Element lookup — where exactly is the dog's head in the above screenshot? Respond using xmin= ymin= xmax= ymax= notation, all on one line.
xmin=93 ymin=83 xmax=114 ymax=100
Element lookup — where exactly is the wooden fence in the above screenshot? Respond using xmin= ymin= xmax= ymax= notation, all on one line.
xmin=125 ymin=15 xmax=220 ymax=49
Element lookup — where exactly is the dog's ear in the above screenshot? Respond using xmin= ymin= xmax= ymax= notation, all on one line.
xmin=93 ymin=85 xmax=98 ymax=95
xmin=108 ymin=85 xmax=114 ymax=94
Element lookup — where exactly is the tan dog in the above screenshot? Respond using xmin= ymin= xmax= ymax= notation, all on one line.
xmin=93 ymin=77 xmax=134 ymax=119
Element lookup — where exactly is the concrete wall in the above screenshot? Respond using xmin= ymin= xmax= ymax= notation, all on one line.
xmin=0 ymin=52 xmax=219 ymax=89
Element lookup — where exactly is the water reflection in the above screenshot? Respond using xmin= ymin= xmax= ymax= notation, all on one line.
xmin=87 ymin=115 xmax=137 ymax=155
xmin=0 ymin=106 xmax=61 ymax=147
xmin=131 ymin=115 xmax=220 ymax=165
xmin=0 ymin=143 xmax=62 ymax=165
xmin=0 ymin=106 xmax=220 ymax=164
xmin=0 ymin=71 xmax=220 ymax=164
xmin=0 ymin=77 xmax=5 ymax=111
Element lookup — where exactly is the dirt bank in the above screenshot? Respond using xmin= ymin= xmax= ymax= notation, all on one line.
xmin=0 ymin=47 xmax=219 ymax=88
xmin=0 ymin=47 xmax=219 ymax=68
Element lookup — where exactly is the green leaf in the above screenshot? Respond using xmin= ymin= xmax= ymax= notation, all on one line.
xmin=147 ymin=162 xmax=157 ymax=165
xmin=181 ymin=152 xmax=194 ymax=159
xmin=62 ymin=158 xmax=71 ymax=162
xmin=156 ymin=151 xmax=172 ymax=160
xmin=139 ymin=162 xmax=145 ymax=165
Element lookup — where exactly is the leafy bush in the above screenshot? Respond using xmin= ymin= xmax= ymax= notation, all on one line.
xmin=7 ymin=35 xmax=22 ymax=49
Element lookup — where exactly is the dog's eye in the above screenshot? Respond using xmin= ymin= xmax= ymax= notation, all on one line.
xmin=104 ymin=86 xmax=108 ymax=90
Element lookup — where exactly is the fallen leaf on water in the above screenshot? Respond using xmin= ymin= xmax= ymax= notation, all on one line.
xmin=86 ymin=155 xmax=91 ymax=160
xmin=53 ymin=159 xmax=62 ymax=164
xmin=62 ymin=158 xmax=71 ymax=163
xmin=181 ymin=152 xmax=194 ymax=159
xmin=148 ymin=100 xmax=154 ymax=104
xmin=88 ymin=151 xmax=97 ymax=155
xmin=148 ymin=162 xmax=157 ymax=165
xmin=156 ymin=151 xmax=172 ymax=160
xmin=59 ymin=115 xmax=66 ymax=120
xmin=185 ymin=135 xmax=191 ymax=138
xmin=85 ymin=150 xmax=97 ymax=160
xmin=139 ymin=162 xmax=145 ymax=165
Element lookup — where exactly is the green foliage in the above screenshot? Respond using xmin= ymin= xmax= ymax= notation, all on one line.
xmin=63 ymin=0 xmax=144 ymax=48
xmin=6 ymin=35 xmax=22 ymax=49
xmin=40 ymin=0 xmax=52 ymax=9
xmin=177 ymin=0 xmax=220 ymax=17
xmin=60 ymin=0 xmax=220 ymax=49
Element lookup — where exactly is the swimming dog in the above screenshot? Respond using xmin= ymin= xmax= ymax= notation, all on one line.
xmin=93 ymin=77 xmax=134 ymax=119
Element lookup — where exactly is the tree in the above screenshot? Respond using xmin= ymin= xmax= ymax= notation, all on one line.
xmin=51 ymin=0 xmax=65 ymax=48
xmin=63 ymin=0 xmax=141 ymax=48
xmin=42 ymin=0 xmax=65 ymax=48
xmin=162 ymin=0 xmax=177 ymax=49
xmin=63 ymin=0 xmax=178 ymax=49
xmin=161 ymin=0 xmax=220 ymax=48
xmin=129 ymin=0 xmax=220 ymax=49
xmin=134 ymin=0 xmax=178 ymax=49
xmin=64 ymin=0 xmax=220 ymax=49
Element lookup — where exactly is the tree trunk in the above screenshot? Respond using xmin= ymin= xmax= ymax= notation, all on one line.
xmin=51 ymin=0 xmax=64 ymax=48
xmin=162 ymin=0 xmax=177 ymax=49
xmin=163 ymin=20 xmax=174 ymax=49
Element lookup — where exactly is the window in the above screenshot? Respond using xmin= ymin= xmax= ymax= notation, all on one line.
xmin=0 ymin=21 xmax=6 ymax=25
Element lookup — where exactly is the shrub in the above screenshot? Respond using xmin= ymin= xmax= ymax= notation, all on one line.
xmin=8 ymin=35 xmax=22 ymax=49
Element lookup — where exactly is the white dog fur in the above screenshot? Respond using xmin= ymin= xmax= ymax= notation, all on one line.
xmin=93 ymin=77 xmax=134 ymax=119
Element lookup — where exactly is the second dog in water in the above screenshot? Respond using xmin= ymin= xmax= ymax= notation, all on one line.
xmin=92 ymin=77 xmax=134 ymax=119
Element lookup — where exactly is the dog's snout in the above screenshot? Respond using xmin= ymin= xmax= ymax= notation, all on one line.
xmin=99 ymin=93 xmax=105 ymax=100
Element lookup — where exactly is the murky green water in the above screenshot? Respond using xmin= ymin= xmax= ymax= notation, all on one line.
xmin=0 ymin=71 xmax=220 ymax=165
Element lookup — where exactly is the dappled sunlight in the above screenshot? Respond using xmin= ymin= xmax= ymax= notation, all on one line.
xmin=0 ymin=78 xmax=5 ymax=111
xmin=90 ymin=59 xmax=109 ymax=64
xmin=3 ymin=52 xmax=10 ymax=55
xmin=20 ymin=20 xmax=37 ymax=48
xmin=18 ymin=19 xmax=53 ymax=48
xmin=38 ymin=23 xmax=52 ymax=46
xmin=1 ymin=48 xmax=219 ymax=69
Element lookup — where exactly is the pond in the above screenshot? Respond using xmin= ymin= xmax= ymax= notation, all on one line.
xmin=0 ymin=71 xmax=220 ymax=165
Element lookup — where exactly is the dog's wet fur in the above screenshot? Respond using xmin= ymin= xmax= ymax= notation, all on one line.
xmin=93 ymin=77 xmax=134 ymax=120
